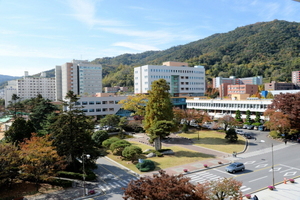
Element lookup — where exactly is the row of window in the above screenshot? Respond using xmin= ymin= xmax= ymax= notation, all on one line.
xmin=82 ymin=108 xmax=114 ymax=112
xmin=147 ymin=69 xmax=204 ymax=74
xmin=187 ymin=102 xmax=269 ymax=109
xmin=75 ymin=100 xmax=119 ymax=105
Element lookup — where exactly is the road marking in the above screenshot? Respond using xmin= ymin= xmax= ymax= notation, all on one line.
xmin=269 ymin=167 xmax=281 ymax=172
xmin=241 ymin=187 xmax=251 ymax=192
xmin=213 ymin=168 xmax=236 ymax=175
xmin=280 ymin=164 xmax=300 ymax=171
xmin=244 ymin=161 xmax=256 ymax=164
xmin=284 ymin=171 xmax=297 ymax=176
xmin=249 ymin=176 xmax=268 ymax=183
xmin=255 ymin=164 xmax=268 ymax=168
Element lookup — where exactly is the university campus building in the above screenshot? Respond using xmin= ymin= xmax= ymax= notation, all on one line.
xmin=134 ymin=61 xmax=206 ymax=97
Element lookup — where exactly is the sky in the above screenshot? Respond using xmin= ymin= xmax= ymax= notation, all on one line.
xmin=0 ymin=0 xmax=300 ymax=77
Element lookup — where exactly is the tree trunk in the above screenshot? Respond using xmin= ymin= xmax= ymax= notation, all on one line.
xmin=154 ymin=137 xmax=161 ymax=150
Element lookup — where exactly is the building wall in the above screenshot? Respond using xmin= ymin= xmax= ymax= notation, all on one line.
xmin=71 ymin=95 xmax=127 ymax=117
xmin=264 ymin=81 xmax=294 ymax=91
xmin=292 ymin=71 xmax=300 ymax=84
xmin=5 ymin=72 xmax=56 ymax=106
xmin=186 ymin=98 xmax=272 ymax=120
xmin=134 ymin=62 xmax=205 ymax=96
xmin=56 ymin=60 xmax=102 ymax=101
xmin=227 ymin=84 xmax=258 ymax=96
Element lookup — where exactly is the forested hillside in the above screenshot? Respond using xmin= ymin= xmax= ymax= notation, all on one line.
xmin=94 ymin=20 xmax=300 ymax=90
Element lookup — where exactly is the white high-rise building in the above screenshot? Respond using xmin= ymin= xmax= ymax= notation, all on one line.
xmin=55 ymin=59 xmax=102 ymax=101
xmin=134 ymin=61 xmax=205 ymax=97
xmin=4 ymin=71 xmax=55 ymax=106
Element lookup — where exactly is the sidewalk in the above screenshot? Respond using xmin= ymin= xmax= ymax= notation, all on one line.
xmin=250 ymin=177 xmax=300 ymax=200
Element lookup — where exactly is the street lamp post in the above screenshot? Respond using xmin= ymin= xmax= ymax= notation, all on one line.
xmin=82 ymin=153 xmax=90 ymax=196
xmin=271 ymin=143 xmax=275 ymax=187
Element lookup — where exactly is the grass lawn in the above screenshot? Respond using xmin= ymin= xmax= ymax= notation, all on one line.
xmin=106 ymin=141 xmax=215 ymax=174
xmin=178 ymin=129 xmax=246 ymax=153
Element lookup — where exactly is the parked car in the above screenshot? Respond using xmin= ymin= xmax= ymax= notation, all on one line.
xmin=236 ymin=130 xmax=244 ymax=135
xmin=244 ymin=133 xmax=253 ymax=139
xmin=246 ymin=125 xmax=254 ymax=130
xmin=225 ymin=162 xmax=245 ymax=173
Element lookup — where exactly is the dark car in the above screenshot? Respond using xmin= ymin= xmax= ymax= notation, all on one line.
xmin=244 ymin=134 xmax=253 ymax=139
xmin=225 ymin=162 xmax=245 ymax=173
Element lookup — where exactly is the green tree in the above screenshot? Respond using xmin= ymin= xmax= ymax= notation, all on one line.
xmin=148 ymin=120 xmax=175 ymax=150
xmin=50 ymin=91 xmax=98 ymax=171
xmin=29 ymin=94 xmax=58 ymax=132
xmin=4 ymin=117 xmax=35 ymax=145
xmin=225 ymin=128 xmax=238 ymax=143
xmin=235 ymin=110 xmax=242 ymax=122
xmin=92 ymin=130 xmax=109 ymax=148
xmin=144 ymin=79 xmax=174 ymax=150
xmin=245 ymin=110 xmax=251 ymax=124
xmin=7 ymin=94 xmax=23 ymax=119
xmin=255 ymin=112 xmax=261 ymax=123
xmin=122 ymin=145 xmax=142 ymax=162
xmin=100 ymin=114 xmax=120 ymax=127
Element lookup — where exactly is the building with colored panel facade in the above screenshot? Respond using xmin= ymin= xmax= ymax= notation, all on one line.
xmin=55 ymin=60 xmax=102 ymax=101
xmin=264 ymin=81 xmax=294 ymax=91
xmin=134 ymin=61 xmax=206 ymax=97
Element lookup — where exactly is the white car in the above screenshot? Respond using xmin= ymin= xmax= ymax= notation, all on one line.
xmin=236 ymin=130 xmax=244 ymax=135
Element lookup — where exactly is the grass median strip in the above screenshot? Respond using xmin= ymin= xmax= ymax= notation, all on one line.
xmin=178 ymin=130 xmax=246 ymax=153
xmin=106 ymin=141 xmax=215 ymax=174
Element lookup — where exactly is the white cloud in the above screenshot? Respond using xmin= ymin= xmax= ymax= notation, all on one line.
xmin=112 ymin=42 xmax=160 ymax=51
xmin=67 ymin=0 xmax=125 ymax=27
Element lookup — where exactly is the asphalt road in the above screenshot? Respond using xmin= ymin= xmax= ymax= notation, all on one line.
xmin=92 ymin=157 xmax=138 ymax=200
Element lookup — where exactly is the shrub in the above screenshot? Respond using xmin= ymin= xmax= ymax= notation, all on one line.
xmin=136 ymin=160 xmax=155 ymax=172
xmin=204 ymin=164 xmax=208 ymax=168
xmin=122 ymin=145 xmax=143 ymax=161
xmin=110 ymin=140 xmax=132 ymax=155
xmin=183 ymin=169 xmax=188 ymax=172
xmin=269 ymin=131 xmax=281 ymax=139
xmin=289 ymin=179 xmax=295 ymax=183
xmin=245 ymin=194 xmax=251 ymax=199
xmin=102 ymin=137 xmax=121 ymax=149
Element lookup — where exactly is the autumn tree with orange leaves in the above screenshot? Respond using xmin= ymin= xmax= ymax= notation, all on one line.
xmin=264 ymin=110 xmax=291 ymax=138
xmin=19 ymin=133 xmax=66 ymax=190
xmin=123 ymin=170 xmax=208 ymax=200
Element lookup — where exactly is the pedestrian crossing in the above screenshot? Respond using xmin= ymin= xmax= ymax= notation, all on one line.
xmin=185 ymin=171 xmax=251 ymax=192
xmin=98 ymin=178 xmax=138 ymax=192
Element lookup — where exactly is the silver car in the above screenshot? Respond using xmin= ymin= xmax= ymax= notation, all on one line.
xmin=225 ymin=162 xmax=245 ymax=173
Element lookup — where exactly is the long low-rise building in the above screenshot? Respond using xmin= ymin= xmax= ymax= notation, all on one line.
xmin=186 ymin=98 xmax=272 ymax=119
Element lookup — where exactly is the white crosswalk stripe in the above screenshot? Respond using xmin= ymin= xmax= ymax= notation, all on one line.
xmin=98 ymin=178 xmax=138 ymax=192
xmin=186 ymin=171 xmax=251 ymax=192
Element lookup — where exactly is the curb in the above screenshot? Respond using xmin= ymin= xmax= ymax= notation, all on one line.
xmin=104 ymin=156 xmax=140 ymax=178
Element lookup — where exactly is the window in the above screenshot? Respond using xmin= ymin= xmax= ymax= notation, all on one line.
xmin=96 ymin=108 xmax=101 ymax=112
xmin=89 ymin=101 xmax=94 ymax=105
xmin=82 ymin=109 xmax=88 ymax=112
xmin=102 ymin=101 xmax=107 ymax=104
xmin=96 ymin=101 xmax=101 ymax=104
xmin=75 ymin=102 xmax=81 ymax=105
xmin=109 ymin=108 xmax=114 ymax=111
xmin=82 ymin=101 xmax=87 ymax=105
xmin=89 ymin=109 xmax=95 ymax=112
xmin=109 ymin=101 xmax=114 ymax=104
xmin=103 ymin=108 xmax=107 ymax=112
